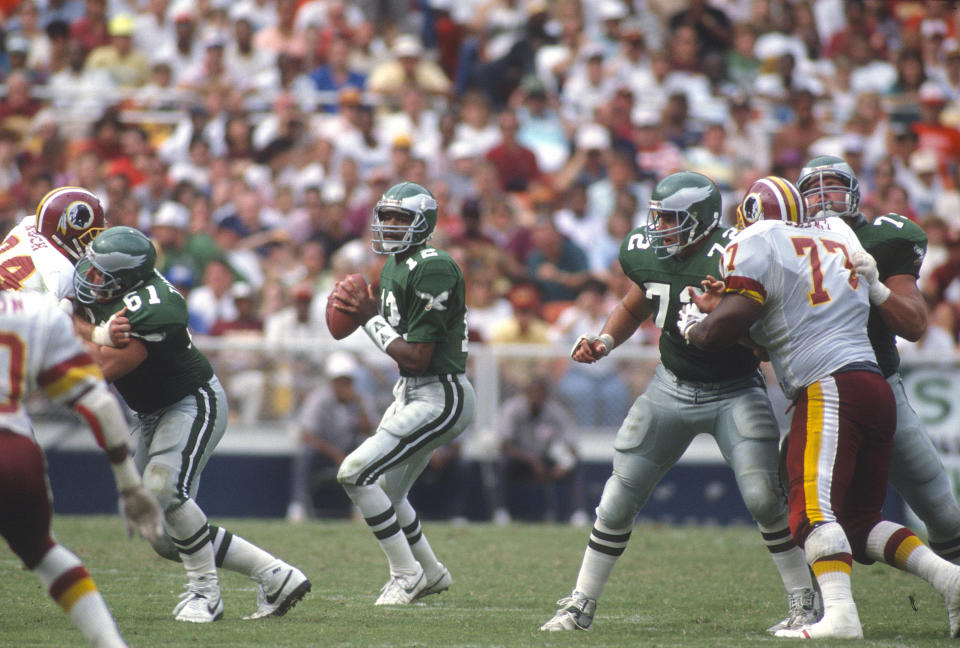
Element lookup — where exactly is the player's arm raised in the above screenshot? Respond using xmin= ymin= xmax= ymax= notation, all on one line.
xmin=571 ymin=284 xmax=651 ymax=363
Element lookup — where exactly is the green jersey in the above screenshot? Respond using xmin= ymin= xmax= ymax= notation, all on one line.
xmin=379 ymin=246 xmax=468 ymax=377
xmin=79 ymin=270 xmax=214 ymax=413
xmin=850 ymin=212 xmax=927 ymax=377
xmin=619 ymin=226 xmax=759 ymax=382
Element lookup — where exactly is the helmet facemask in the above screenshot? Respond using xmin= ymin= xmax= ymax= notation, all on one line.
xmin=74 ymin=254 xmax=126 ymax=304
xmin=799 ymin=171 xmax=859 ymax=221
xmin=647 ymin=206 xmax=700 ymax=259
xmin=797 ymin=157 xmax=860 ymax=222
xmin=371 ymin=200 xmax=435 ymax=255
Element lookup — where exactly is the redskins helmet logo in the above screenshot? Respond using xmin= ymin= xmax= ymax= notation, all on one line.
xmin=58 ymin=201 xmax=96 ymax=234
xmin=736 ymin=176 xmax=804 ymax=230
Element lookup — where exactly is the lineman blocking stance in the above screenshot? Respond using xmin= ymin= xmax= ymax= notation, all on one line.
xmin=74 ymin=227 xmax=310 ymax=622
xmin=541 ymin=172 xmax=818 ymax=632
xmin=797 ymin=155 xmax=960 ymax=563
xmin=684 ymin=186 xmax=960 ymax=639
xmin=332 ymin=182 xmax=476 ymax=604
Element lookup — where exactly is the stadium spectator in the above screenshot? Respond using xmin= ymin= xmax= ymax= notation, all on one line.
xmin=492 ymin=375 xmax=588 ymax=526
xmin=550 ymin=278 xmax=632 ymax=427
xmin=286 ymin=351 xmax=375 ymax=522
xmin=86 ymin=13 xmax=150 ymax=88
xmin=526 ymin=216 xmax=590 ymax=304
xmin=367 ymin=33 xmax=452 ymax=99
xmin=484 ymin=109 xmax=541 ymax=193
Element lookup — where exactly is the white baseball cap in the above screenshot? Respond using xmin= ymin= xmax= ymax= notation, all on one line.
xmin=325 ymin=352 xmax=359 ymax=379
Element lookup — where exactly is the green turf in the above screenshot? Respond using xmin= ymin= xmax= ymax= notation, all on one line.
xmin=0 ymin=516 xmax=952 ymax=647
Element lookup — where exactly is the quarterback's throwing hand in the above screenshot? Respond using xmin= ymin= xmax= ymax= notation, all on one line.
xmin=677 ymin=302 xmax=707 ymax=343
xmin=120 ymin=486 xmax=163 ymax=543
xmin=852 ymin=250 xmax=890 ymax=304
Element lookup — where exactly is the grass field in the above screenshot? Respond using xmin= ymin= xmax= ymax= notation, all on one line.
xmin=0 ymin=516 xmax=953 ymax=647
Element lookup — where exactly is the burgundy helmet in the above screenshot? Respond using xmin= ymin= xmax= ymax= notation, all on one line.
xmin=36 ymin=186 xmax=106 ymax=262
xmin=736 ymin=176 xmax=805 ymax=230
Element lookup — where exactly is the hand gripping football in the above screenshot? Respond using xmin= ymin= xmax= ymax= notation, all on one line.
xmin=325 ymin=273 xmax=367 ymax=340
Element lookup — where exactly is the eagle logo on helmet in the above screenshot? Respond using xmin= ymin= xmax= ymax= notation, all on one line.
xmin=735 ymin=176 xmax=804 ymax=230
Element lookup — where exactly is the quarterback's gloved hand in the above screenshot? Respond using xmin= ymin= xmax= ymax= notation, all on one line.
xmin=119 ymin=486 xmax=163 ymax=543
xmin=852 ymin=250 xmax=891 ymax=305
xmin=677 ymin=302 xmax=707 ymax=343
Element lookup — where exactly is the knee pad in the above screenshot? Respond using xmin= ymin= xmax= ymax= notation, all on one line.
xmin=149 ymin=531 xmax=181 ymax=562
xmin=737 ymin=470 xmax=786 ymax=526
xmin=142 ymin=462 xmax=181 ymax=511
xmin=596 ymin=473 xmax=644 ymax=530
xmin=803 ymin=522 xmax=851 ymax=563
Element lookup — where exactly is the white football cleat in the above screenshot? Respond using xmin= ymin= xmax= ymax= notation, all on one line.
xmin=942 ymin=566 xmax=960 ymax=637
xmin=767 ymin=587 xmax=822 ymax=633
xmin=375 ymin=565 xmax=426 ymax=605
xmin=244 ymin=559 xmax=312 ymax=619
xmin=414 ymin=563 xmax=452 ymax=600
xmin=174 ymin=574 xmax=224 ymax=623
xmin=774 ymin=604 xmax=862 ymax=639
xmin=540 ymin=593 xmax=596 ymax=631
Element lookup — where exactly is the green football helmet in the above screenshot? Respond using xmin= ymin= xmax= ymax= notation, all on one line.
xmin=74 ymin=226 xmax=157 ymax=304
xmin=645 ymin=171 xmax=721 ymax=258
xmin=371 ymin=181 xmax=438 ymax=255
xmin=796 ymin=155 xmax=860 ymax=222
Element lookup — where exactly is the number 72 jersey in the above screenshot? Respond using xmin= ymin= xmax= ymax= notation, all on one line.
xmin=721 ymin=218 xmax=877 ymax=400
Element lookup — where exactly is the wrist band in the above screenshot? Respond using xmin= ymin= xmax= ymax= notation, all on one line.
xmin=363 ymin=314 xmax=401 ymax=353
xmin=869 ymin=281 xmax=891 ymax=305
xmin=598 ymin=333 xmax=615 ymax=355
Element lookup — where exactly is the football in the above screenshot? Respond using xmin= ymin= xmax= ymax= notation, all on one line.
xmin=325 ymin=273 xmax=367 ymax=340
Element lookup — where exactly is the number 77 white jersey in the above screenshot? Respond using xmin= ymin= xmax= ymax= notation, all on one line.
xmin=721 ymin=217 xmax=877 ymax=400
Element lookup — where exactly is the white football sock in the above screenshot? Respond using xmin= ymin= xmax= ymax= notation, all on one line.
xmin=758 ymin=519 xmax=813 ymax=591
xmin=395 ymin=498 xmax=442 ymax=581
xmin=574 ymin=519 xmax=632 ymax=600
xmin=166 ymin=499 xmax=216 ymax=580
xmin=208 ymin=525 xmax=275 ymax=578
xmin=344 ymin=483 xmax=419 ymax=576
xmin=34 ymin=544 xmax=127 ymax=647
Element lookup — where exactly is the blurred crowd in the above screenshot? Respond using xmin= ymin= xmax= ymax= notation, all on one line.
xmin=1 ymin=0 xmax=960 ymax=366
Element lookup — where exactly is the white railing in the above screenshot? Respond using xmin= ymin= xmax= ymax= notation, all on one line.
xmin=31 ymin=337 xmax=960 ymax=470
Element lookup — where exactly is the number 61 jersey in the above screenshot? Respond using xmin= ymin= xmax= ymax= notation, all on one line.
xmin=721 ymin=218 xmax=876 ymax=400
xmin=77 ymin=270 xmax=214 ymax=414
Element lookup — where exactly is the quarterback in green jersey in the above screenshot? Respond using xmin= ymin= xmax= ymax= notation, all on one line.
xmin=332 ymin=181 xmax=476 ymax=605
xmin=74 ymin=226 xmax=310 ymax=623
xmin=541 ymin=171 xmax=817 ymax=633
xmin=798 ymin=155 xmax=960 ymax=563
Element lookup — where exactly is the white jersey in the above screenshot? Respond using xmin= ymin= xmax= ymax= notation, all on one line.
xmin=0 ymin=290 xmax=103 ymax=438
xmin=0 ymin=215 xmax=76 ymax=299
xmin=722 ymin=217 xmax=876 ymax=400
